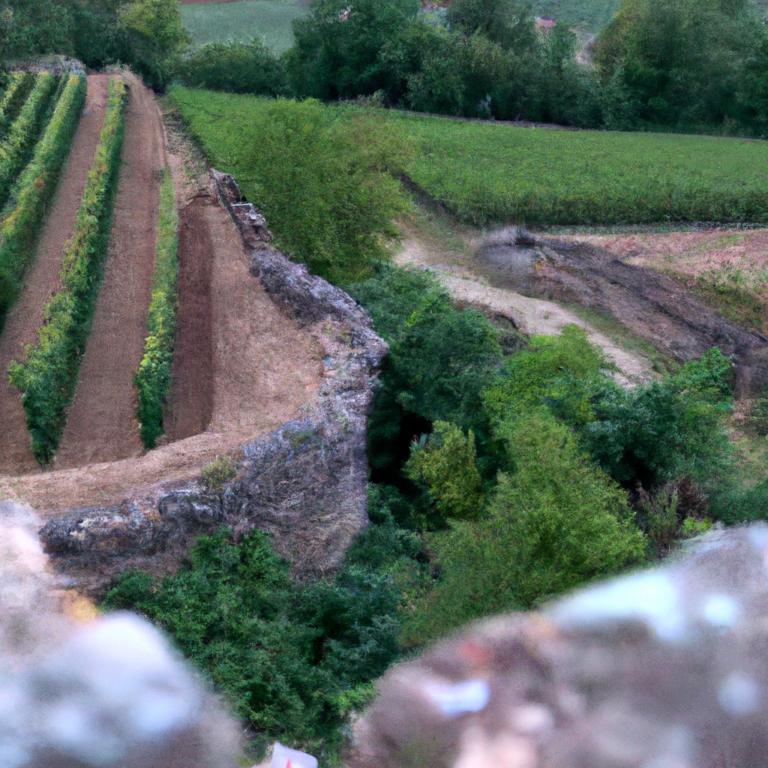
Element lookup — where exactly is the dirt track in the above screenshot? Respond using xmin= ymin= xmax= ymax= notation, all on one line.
xmin=0 ymin=75 xmax=110 ymax=476
xmin=54 ymin=75 xmax=165 ymax=470
xmin=166 ymin=198 xmax=214 ymax=441
xmin=396 ymin=236 xmax=656 ymax=387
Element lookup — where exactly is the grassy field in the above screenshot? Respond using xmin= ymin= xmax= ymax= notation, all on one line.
xmin=347 ymin=108 xmax=768 ymax=226
xmin=530 ymin=0 xmax=621 ymax=31
xmin=180 ymin=0 xmax=306 ymax=53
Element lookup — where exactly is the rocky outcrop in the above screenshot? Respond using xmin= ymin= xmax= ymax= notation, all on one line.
xmin=40 ymin=172 xmax=388 ymax=594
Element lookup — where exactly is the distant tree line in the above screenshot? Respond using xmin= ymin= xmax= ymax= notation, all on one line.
xmin=6 ymin=0 xmax=768 ymax=134
xmin=178 ymin=0 xmax=768 ymax=136
xmin=0 ymin=0 xmax=189 ymax=88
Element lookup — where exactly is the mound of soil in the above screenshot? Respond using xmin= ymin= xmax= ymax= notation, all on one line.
xmin=477 ymin=235 xmax=768 ymax=395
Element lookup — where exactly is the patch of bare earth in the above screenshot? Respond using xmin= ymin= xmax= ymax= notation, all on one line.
xmin=558 ymin=229 xmax=768 ymax=294
xmin=0 ymin=100 xmax=323 ymax=514
xmin=396 ymin=227 xmax=657 ymax=387
xmin=54 ymin=74 xmax=165 ymax=470
xmin=0 ymin=75 xmax=110 ymax=477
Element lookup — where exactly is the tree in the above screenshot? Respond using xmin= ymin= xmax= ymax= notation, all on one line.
xmin=446 ymin=0 xmax=536 ymax=53
xmin=287 ymin=0 xmax=420 ymax=99
xmin=402 ymin=410 xmax=646 ymax=645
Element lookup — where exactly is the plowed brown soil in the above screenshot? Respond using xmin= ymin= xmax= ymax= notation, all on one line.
xmin=54 ymin=74 xmax=165 ymax=470
xmin=0 ymin=106 xmax=323 ymax=513
xmin=0 ymin=75 xmax=110 ymax=476
xmin=165 ymin=197 xmax=214 ymax=441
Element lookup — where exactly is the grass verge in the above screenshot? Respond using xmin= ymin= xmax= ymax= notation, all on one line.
xmin=339 ymin=106 xmax=768 ymax=226
xmin=0 ymin=73 xmax=60 ymax=214
xmin=8 ymin=77 xmax=127 ymax=465
xmin=0 ymin=75 xmax=87 ymax=321
xmin=135 ymin=168 xmax=179 ymax=449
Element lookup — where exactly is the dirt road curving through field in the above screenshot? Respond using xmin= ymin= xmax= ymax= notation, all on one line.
xmin=396 ymin=234 xmax=657 ymax=387
xmin=55 ymin=74 xmax=166 ymax=470
xmin=0 ymin=75 xmax=111 ymax=476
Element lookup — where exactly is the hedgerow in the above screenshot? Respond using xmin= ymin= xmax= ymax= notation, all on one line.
xmin=135 ymin=168 xmax=179 ymax=449
xmin=0 ymin=72 xmax=35 ymax=140
xmin=8 ymin=77 xmax=127 ymax=465
xmin=0 ymin=73 xmax=60 ymax=214
xmin=0 ymin=75 xmax=86 ymax=320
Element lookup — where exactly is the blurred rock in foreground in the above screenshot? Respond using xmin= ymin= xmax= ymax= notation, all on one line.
xmin=0 ymin=501 xmax=240 ymax=768
xmin=349 ymin=524 xmax=768 ymax=768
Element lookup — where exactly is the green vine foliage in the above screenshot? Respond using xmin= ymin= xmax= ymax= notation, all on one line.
xmin=8 ymin=77 xmax=127 ymax=465
xmin=0 ymin=72 xmax=35 ymax=141
xmin=0 ymin=73 xmax=59 ymax=214
xmin=0 ymin=75 xmax=86 ymax=321
xmin=135 ymin=168 xmax=178 ymax=449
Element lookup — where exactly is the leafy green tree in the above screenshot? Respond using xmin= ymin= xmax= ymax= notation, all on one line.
xmin=405 ymin=421 xmax=485 ymax=520
xmin=119 ymin=0 xmax=190 ymax=87
xmin=446 ymin=0 xmax=536 ymax=53
xmin=593 ymin=0 xmax=761 ymax=129
xmin=174 ymin=39 xmax=288 ymax=96
xmin=287 ymin=0 xmax=420 ymax=99
xmin=402 ymin=409 xmax=646 ymax=645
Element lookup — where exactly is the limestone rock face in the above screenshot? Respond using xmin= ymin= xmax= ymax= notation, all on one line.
xmin=39 ymin=172 xmax=388 ymax=593
xmin=349 ymin=524 xmax=768 ymax=768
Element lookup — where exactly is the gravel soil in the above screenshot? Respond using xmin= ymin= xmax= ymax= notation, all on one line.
xmin=0 ymin=75 xmax=111 ymax=476
xmin=54 ymin=74 xmax=165 ymax=470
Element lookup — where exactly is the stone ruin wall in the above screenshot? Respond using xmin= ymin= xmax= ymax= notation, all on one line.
xmin=39 ymin=170 xmax=388 ymax=595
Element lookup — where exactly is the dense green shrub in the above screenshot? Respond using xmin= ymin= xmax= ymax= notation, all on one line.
xmin=103 ymin=512 xmax=422 ymax=759
xmin=402 ymin=409 xmax=647 ymax=645
xmin=483 ymin=324 xmax=605 ymax=428
xmin=405 ymin=421 xmax=485 ymax=520
xmin=286 ymin=0 xmax=420 ymax=100
xmin=171 ymin=90 xmax=411 ymax=283
xmin=135 ymin=169 xmax=178 ymax=449
xmin=0 ymin=73 xmax=59 ymax=213
xmin=582 ymin=370 xmax=733 ymax=492
xmin=174 ymin=39 xmax=288 ymax=96
xmin=0 ymin=75 xmax=86 ymax=320
xmin=8 ymin=78 xmax=127 ymax=465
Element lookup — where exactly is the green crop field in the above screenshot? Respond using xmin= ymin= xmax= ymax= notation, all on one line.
xmin=530 ymin=0 xmax=621 ymax=32
xmin=171 ymin=88 xmax=768 ymax=228
xmin=180 ymin=0 xmax=306 ymax=53
xmin=354 ymin=109 xmax=768 ymax=226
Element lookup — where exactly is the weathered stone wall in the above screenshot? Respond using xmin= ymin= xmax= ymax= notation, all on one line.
xmin=40 ymin=172 xmax=388 ymax=594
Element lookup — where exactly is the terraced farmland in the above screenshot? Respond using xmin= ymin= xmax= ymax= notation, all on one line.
xmin=0 ymin=72 xmax=321 ymax=517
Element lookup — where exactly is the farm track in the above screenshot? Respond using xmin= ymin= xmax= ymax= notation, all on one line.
xmin=55 ymin=75 xmax=165 ymax=470
xmin=0 ymin=75 xmax=111 ymax=476
xmin=166 ymin=197 xmax=214 ymax=441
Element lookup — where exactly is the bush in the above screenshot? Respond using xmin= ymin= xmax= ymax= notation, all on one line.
xmin=135 ymin=169 xmax=179 ymax=449
xmin=483 ymin=324 xmax=605 ymax=428
xmin=200 ymin=455 xmax=237 ymax=491
xmin=582 ymin=363 xmax=733 ymax=492
xmin=174 ymin=39 xmax=289 ymax=96
xmin=103 ymin=521 xmax=416 ymax=759
xmin=403 ymin=410 xmax=647 ymax=645
xmin=8 ymin=78 xmax=127 ymax=465
xmin=0 ymin=73 xmax=59 ymax=213
xmin=172 ymin=90 xmax=411 ymax=283
xmin=404 ymin=421 xmax=485 ymax=520
xmin=0 ymin=75 xmax=86 ymax=320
